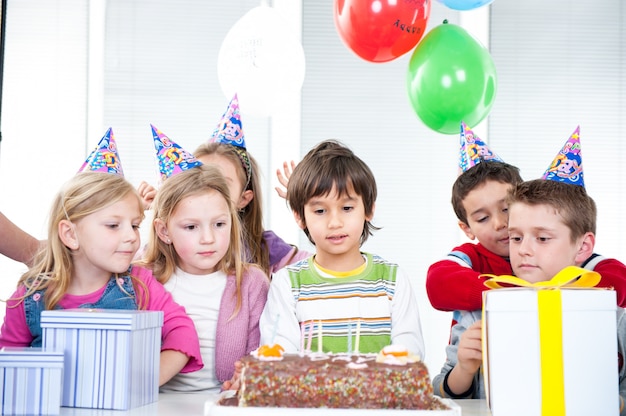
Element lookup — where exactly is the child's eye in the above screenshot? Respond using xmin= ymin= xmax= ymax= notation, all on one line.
xmin=509 ymin=236 xmax=522 ymax=242
xmin=132 ymin=224 xmax=141 ymax=230
xmin=184 ymin=224 xmax=197 ymax=231
xmin=538 ymin=237 xmax=551 ymax=242
xmin=476 ymin=216 xmax=488 ymax=223
xmin=215 ymin=221 xmax=228 ymax=229
xmin=313 ymin=209 xmax=325 ymax=215
xmin=106 ymin=223 xmax=120 ymax=229
xmin=502 ymin=207 xmax=508 ymax=213
xmin=343 ymin=206 xmax=354 ymax=212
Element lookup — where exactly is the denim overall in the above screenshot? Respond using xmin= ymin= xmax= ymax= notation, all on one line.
xmin=24 ymin=271 xmax=138 ymax=347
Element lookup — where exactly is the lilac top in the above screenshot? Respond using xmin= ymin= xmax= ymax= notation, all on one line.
xmin=263 ymin=230 xmax=311 ymax=274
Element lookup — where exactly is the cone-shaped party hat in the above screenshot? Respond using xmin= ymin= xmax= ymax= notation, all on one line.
xmin=151 ymin=124 xmax=202 ymax=180
xmin=541 ymin=126 xmax=584 ymax=187
xmin=78 ymin=128 xmax=124 ymax=176
xmin=458 ymin=121 xmax=503 ymax=173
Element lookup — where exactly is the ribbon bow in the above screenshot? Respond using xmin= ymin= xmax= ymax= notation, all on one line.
xmin=482 ymin=265 xmax=600 ymax=290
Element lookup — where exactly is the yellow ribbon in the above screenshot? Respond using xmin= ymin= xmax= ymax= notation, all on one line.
xmin=482 ymin=265 xmax=601 ymax=289
xmin=482 ymin=266 xmax=601 ymax=416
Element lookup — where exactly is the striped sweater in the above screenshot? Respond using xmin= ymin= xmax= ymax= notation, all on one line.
xmin=259 ymin=253 xmax=425 ymax=358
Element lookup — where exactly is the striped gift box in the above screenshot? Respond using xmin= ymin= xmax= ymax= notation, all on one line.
xmin=0 ymin=347 xmax=64 ymax=415
xmin=41 ymin=309 xmax=163 ymax=410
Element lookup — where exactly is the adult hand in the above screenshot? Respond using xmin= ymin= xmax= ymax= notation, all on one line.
xmin=137 ymin=181 xmax=157 ymax=210
xmin=274 ymin=160 xmax=296 ymax=199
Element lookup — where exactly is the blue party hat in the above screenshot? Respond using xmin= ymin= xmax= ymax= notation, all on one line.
xmin=209 ymin=94 xmax=251 ymax=185
xmin=541 ymin=126 xmax=584 ymax=187
xmin=151 ymin=124 xmax=202 ymax=180
xmin=78 ymin=128 xmax=124 ymax=176
xmin=459 ymin=122 xmax=503 ymax=173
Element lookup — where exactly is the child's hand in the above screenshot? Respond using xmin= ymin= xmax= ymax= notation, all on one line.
xmin=274 ymin=160 xmax=297 ymax=199
xmin=457 ymin=320 xmax=483 ymax=375
xmin=222 ymin=360 xmax=243 ymax=391
xmin=137 ymin=181 xmax=157 ymax=210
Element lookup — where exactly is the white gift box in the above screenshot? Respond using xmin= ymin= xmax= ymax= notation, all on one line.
xmin=0 ymin=347 xmax=64 ymax=415
xmin=484 ymin=288 xmax=619 ymax=416
xmin=41 ymin=309 xmax=163 ymax=410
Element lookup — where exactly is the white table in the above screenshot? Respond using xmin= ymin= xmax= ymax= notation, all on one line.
xmin=59 ymin=393 xmax=492 ymax=416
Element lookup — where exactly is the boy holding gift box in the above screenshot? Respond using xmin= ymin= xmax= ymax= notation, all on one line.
xmin=426 ymin=125 xmax=626 ymax=322
xmin=432 ymin=178 xmax=626 ymax=414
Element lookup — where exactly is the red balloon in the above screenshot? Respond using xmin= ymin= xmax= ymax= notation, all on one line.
xmin=335 ymin=0 xmax=431 ymax=63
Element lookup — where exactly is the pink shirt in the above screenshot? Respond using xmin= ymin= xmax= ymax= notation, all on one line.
xmin=0 ymin=265 xmax=203 ymax=374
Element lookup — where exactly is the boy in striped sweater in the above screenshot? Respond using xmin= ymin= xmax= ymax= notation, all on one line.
xmin=259 ymin=140 xmax=425 ymax=357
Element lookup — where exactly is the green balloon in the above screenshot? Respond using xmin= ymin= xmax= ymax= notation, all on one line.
xmin=407 ymin=21 xmax=497 ymax=135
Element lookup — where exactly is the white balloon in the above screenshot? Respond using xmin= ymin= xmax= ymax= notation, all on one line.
xmin=217 ymin=6 xmax=306 ymax=117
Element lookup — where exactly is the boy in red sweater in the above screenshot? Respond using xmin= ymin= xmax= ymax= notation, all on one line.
xmin=426 ymin=125 xmax=626 ymax=320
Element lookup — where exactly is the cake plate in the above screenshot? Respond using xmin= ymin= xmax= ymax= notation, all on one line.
xmin=205 ymin=393 xmax=461 ymax=416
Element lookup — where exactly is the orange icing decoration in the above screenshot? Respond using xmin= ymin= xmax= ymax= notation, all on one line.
xmin=258 ymin=344 xmax=284 ymax=358
xmin=383 ymin=350 xmax=409 ymax=357
xmin=381 ymin=345 xmax=409 ymax=357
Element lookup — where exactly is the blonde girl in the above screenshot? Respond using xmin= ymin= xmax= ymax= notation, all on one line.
xmin=140 ymin=164 xmax=269 ymax=391
xmin=0 ymin=172 xmax=203 ymax=386
xmin=194 ymin=142 xmax=310 ymax=275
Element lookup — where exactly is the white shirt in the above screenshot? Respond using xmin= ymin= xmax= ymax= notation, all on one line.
xmin=160 ymin=268 xmax=227 ymax=392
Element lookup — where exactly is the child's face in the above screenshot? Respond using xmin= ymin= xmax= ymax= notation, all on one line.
xmin=70 ymin=193 xmax=142 ymax=281
xmin=508 ymin=202 xmax=588 ymax=283
xmin=459 ymin=180 xmax=511 ymax=257
xmin=198 ymin=153 xmax=252 ymax=210
xmin=158 ymin=190 xmax=231 ymax=275
xmin=295 ymin=185 xmax=373 ymax=270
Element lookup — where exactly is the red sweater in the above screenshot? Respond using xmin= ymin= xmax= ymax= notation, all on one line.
xmin=427 ymin=244 xmax=626 ymax=311
xmin=426 ymin=243 xmax=512 ymax=312
xmin=583 ymin=254 xmax=626 ymax=307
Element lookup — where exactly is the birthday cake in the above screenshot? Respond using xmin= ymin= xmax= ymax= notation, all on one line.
xmin=225 ymin=344 xmax=447 ymax=410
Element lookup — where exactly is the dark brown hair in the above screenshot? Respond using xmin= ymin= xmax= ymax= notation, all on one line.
xmin=451 ymin=161 xmax=522 ymax=224
xmin=287 ymin=140 xmax=379 ymax=245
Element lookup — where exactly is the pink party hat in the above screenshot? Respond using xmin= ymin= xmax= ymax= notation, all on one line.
xmin=541 ymin=126 xmax=584 ymax=187
xmin=210 ymin=94 xmax=246 ymax=149
xmin=78 ymin=128 xmax=124 ymax=176
xmin=459 ymin=122 xmax=503 ymax=173
xmin=151 ymin=124 xmax=202 ymax=180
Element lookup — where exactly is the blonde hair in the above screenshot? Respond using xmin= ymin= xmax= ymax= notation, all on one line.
xmin=194 ymin=142 xmax=269 ymax=275
xmin=18 ymin=172 xmax=146 ymax=310
xmin=141 ymin=164 xmax=248 ymax=318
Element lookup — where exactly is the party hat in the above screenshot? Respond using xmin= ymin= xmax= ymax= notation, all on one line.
xmin=541 ymin=126 xmax=584 ymax=187
xmin=209 ymin=94 xmax=252 ymax=185
xmin=210 ymin=94 xmax=246 ymax=148
xmin=151 ymin=124 xmax=202 ymax=180
xmin=78 ymin=128 xmax=124 ymax=176
xmin=459 ymin=122 xmax=503 ymax=173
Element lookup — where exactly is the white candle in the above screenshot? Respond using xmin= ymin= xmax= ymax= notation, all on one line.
xmin=347 ymin=321 xmax=352 ymax=354
xmin=317 ymin=320 xmax=323 ymax=353
xmin=355 ymin=320 xmax=361 ymax=353
xmin=306 ymin=321 xmax=314 ymax=352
